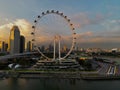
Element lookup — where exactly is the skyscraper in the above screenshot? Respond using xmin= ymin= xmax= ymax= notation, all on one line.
xmin=4 ymin=43 xmax=8 ymax=52
xmin=49 ymin=44 xmax=53 ymax=52
xmin=27 ymin=41 xmax=32 ymax=52
xmin=9 ymin=26 xmax=20 ymax=54
xmin=0 ymin=41 xmax=4 ymax=52
xmin=20 ymin=35 xmax=25 ymax=53
xmin=0 ymin=41 xmax=7 ymax=52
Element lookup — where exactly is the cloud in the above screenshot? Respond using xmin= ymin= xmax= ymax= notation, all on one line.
xmin=75 ymin=24 xmax=120 ymax=48
xmin=71 ymin=12 xmax=105 ymax=28
xmin=77 ymin=31 xmax=93 ymax=38
xmin=0 ymin=18 xmax=75 ymax=46
xmin=0 ymin=23 xmax=13 ymax=41
xmin=0 ymin=22 xmax=13 ymax=29
xmin=70 ymin=13 xmax=120 ymax=48
xmin=0 ymin=19 xmax=33 ymax=42
xmin=110 ymin=20 xmax=120 ymax=24
xmin=0 ymin=17 xmax=120 ymax=49
xmin=14 ymin=19 xmax=33 ymax=37
xmin=101 ymin=19 xmax=120 ymax=34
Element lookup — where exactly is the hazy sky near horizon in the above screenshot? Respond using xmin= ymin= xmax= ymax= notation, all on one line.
xmin=0 ymin=0 xmax=120 ymax=49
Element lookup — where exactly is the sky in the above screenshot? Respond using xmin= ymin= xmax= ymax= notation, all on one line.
xmin=0 ymin=0 xmax=120 ymax=49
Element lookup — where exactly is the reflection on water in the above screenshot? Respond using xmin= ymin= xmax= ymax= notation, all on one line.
xmin=0 ymin=78 xmax=120 ymax=90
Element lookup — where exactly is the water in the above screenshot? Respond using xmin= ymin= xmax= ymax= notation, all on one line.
xmin=0 ymin=78 xmax=120 ymax=90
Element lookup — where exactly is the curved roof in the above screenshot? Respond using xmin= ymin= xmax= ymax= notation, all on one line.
xmin=11 ymin=25 xmax=20 ymax=32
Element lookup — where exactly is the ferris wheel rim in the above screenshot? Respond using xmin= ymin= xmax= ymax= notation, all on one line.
xmin=31 ymin=10 xmax=76 ymax=60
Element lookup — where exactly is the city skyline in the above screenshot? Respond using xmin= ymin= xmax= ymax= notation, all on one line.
xmin=0 ymin=0 xmax=120 ymax=49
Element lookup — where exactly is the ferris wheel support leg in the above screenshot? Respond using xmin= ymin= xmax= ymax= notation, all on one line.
xmin=58 ymin=37 xmax=61 ymax=61
xmin=53 ymin=38 xmax=56 ymax=60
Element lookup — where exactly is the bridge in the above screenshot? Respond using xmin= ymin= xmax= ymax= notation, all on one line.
xmin=0 ymin=52 xmax=38 ymax=60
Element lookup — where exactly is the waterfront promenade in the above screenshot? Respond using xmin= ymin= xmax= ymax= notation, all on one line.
xmin=1 ymin=69 xmax=120 ymax=80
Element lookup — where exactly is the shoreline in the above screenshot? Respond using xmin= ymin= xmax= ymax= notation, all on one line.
xmin=1 ymin=70 xmax=120 ymax=80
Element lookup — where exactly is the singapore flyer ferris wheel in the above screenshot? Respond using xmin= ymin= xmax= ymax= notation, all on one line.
xmin=31 ymin=10 xmax=76 ymax=60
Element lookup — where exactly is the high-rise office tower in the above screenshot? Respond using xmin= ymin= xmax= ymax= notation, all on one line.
xmin=49 ymin=44 xmax=53 ymax=52
xmin=41 ymin=45 xmax=45 ymax=52
xmin=0 ymin=41 xmax=6 ymax=52
xmin=9 ymin=26 xmax=20 ymax=54
xmin=0 ymin=43 xmax=1 ymax=52
xmin=4 ymin=43 xmax=8 ymax=52
xmin=8 ymin=36 xmax=10 ymax=52
xmin=27 ymin=41 xmax=32 ymax=52
xmin=0 ymin=41 xmax=8 ymax=53
xmin=20 ymin=35 xmax=25 ymax=53
xmin=0 ymin=41 xmax=4 ymax=52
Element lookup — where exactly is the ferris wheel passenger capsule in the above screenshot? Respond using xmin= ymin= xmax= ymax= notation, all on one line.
xmin=31 ymin=32 xmax=34 ymax=35
xmin=56 ymin=11 xmax=59 ymax=14
xmin=60 ymin=13 xmax=63 ymax=16
xmin=34 ymin=20 xmax=37 ymax=23
xmin=72 ymin=28 xmax=75 ymax=30
xmin=70 ymin=24 xmax=73 ymax=26
xmin=74 ymin=33 xmax=76 ymax=35
xmin=38 ymin=15 xmax=40 ymax=18
xmin=42 ymin=12 xmax=45 ymax=15
xmin=51 ymin=10 xmax=54 ymax=13
xmin=67 ymin=19 xmax=70 ymax=22
xmin=64 ymin=16 xmax=67 ymax=18
xmin=32 ymin=26 xmax=35 ymax=28
xmin=32 ymin=39 xmax=35 ymax=41
xmin=46 ymin=10 xmax=49 ymax=13
xmin=74 ymin=37 xmax=76 ymax=39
